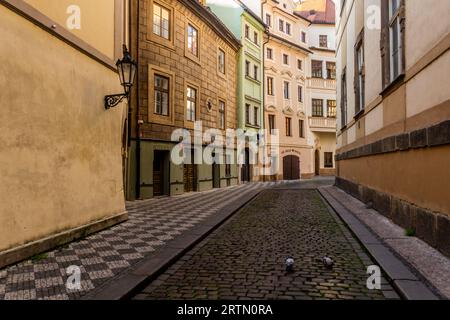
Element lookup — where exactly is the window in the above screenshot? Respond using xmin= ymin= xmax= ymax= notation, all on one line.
xmin=312 ymin=99 xmax=324 ymax=117
xmin=283 ymin=81 xmax=290 ymax=99
xmin=299 ymin=120 xmax=304 ymax=138
xmin=225 ymin=164 xmax=231 ymax=176
xmin=297 ymin=59 xmax=303 ymax=70
xmin=186 ymin=86 xmax=197 ymax=122
xmin=266 ymin=14 xmax=272 ymax=27
xmin=301 ymin=31 xmax=306 ymax=43
xmin=153 ymin=3 xmax=170 ymax=39
xmin=245 ymin=104 xmax=251 ymax=125
xmin=245 ymin=60 xmax=250 ymax=77
xmin=219 ymin=100 xmax=225 ymax=129
xmin=279 ymin=19 xmax=284 ymax=32
xmin=267 ymin=48 xmax=273 ymax=59
xmin=285 ymin=117 xmax=292 ymax=137
xmin=218 ymin=48 xmax=225 ymax=74
xmin=324 ymin=152 xmax=333 ymax=168
xmin=268 ymin=115 xmax=276 ymax=134
xmin=381 ymin=0 xmax=405 ymax=87
xmin=253 ymin=106 xmax=259 ymax=126
xmin=254 ymin=32 xmax=258 ymax=45
xmin=327 ymin=100 xmax=337 ymax=118
xmin=267 ymin=77 xmax=274 ymax=96
xmin=312 ymin=60 xmax=323 ymax=78
xmin=319 ymin=35 xmax=328 ymax=48
xmin=286 ymin=23 xmax=291 ymax=35
xmin=298 ymin=86 xmax=303 ymax=103
xmin=187 ymin=24 xmax=198 ymax=57
xmin=341 ymin=68 xmax=348 ymax=127
xmin=388 ymin=0 xmax=403 ymax=81
xmin=283 ymin=54 xmax=289 ymax=65
xmin=355 ymin=33 xmax=365 ymax=114
xmin=326 ymin=62 xmax=336 ymax=79
xmin=154 ymin=74 xmax=170 ymax=116
xmin=245 ymin=24 xmax=250 ymax=38
xmin=253 ymin=65 xmax=258 ymax=81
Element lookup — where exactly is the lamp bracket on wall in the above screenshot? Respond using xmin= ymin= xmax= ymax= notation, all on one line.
xmin=105 ymin=93 xmax=128 ymax=110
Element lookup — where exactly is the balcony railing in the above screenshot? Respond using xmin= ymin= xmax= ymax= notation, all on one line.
xmin=309 ymin=117 xmax=336 ymax=132
xmin=308 ymin=78 xmax=336 ymax=90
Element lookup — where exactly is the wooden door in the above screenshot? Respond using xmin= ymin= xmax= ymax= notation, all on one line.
xmin=184 ymin=164 xmax=197 ymax=192
xmin=283 ymin=155 xmax=300 ymax=180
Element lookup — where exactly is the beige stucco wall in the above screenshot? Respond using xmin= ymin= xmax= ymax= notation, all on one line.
xmin=339 ymin=146 xmax=450 ymax=217
xmin=0 ymin=5 xmax=126 ymax=252
xmin=24 ymin=0 xmax=116 ymax=59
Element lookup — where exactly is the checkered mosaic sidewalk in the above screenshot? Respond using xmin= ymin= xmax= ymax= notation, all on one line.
xmin=0 ymin=181 xmax=290 ymax=300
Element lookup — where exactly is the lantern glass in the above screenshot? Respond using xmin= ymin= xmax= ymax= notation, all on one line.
xmin=116 ymin=46 xmax=137 ymax=94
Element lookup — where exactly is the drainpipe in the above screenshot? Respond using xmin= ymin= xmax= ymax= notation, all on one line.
xmin=135 ymin=0 xmax=141 ymax=200
xmin=261 ymin=1 xmax=270 ymax=182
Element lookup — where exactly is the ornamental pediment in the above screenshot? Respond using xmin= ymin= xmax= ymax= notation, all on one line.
xmin=265 ymin=105 xmax=276 ymax=112
xmin=283 ymin=106 xmax=294 ymax=115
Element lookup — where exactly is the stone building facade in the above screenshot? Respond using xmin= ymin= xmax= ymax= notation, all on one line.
xmin=0 ymin=0 xmax=129 ymax=268
xmin=127 ymin=0 xmax=240 ymax=199
xmin=336 ymin=0 xmax=450 ymax=256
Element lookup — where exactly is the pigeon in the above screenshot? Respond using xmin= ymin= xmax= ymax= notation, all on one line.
xmin=317 ymin=256 xmax=335 ymax=269
xmin=285 ymin=257 xmax=295 ymax=272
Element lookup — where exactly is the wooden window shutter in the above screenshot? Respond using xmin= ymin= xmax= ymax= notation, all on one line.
xmin=380 ymin=0 xmax=390 ymax=89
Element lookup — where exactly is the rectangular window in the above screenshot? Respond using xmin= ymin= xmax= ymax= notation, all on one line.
xmin=312 ymin=60 xmax=323 ymax=78
xmin=286 ymin=23 xmax=291 ymax=35
xmin=326 ymin=62 xmax=336 ymax=80
xmin=187 ymin=24 xmax=198 ymax=57
xmin=297 ymin=59 xmax=303 ymax=70
xmin=253 ymin=106 xmax=259 ymax=126
xmin=285 ymin=117 xmax=292 ymax=137
xmin=266 ymin=14 xmax=272 ymax=27
xmin=324 ymin=152 xmax=333 ymax=168
xmin=298 ymin=86 xmax=303 ymax=103
xmin=254 ymin=65 xmax=258 ymax=81
xmin=341 ymin=68 xmax=348 ymax=127
xmin=312 ymin=99 xmax=324 ymax=117
xmin=283 ymin=54 xmax=289 ymax=65
xmin=267 ymin=77 xmax=274 ymax=96
xmin=267 ymin=48 xmax=273 ymax=59
xmin=283 ymin=81 xmax=290 ymax=100
xmin=245 ymin=60 xmax=250 ymax=77
xmin=186 ymin=86 xmax=197 ymax=122
xmin=301 ymin=31 xmax=306 ymax=43
xmin=254 ymin=31 xmax=258 ymax=45
xmin=327 ymin=100 xmax=337 ymax=118
xmin=153 ymin=3 xmax=170 ymax=39
xmin=279 ymin=19 xmax=284 ymax=32
xmin=245 ymin=24 xmax=250 ymax=38
xmin=218 ymin=48 xmax=225 ymax=74
xmin=319 ymin=35 xmax=328 ymax=48
xmin=389 ymin=0 xmax=402 ymax=81
xmin=245 ymin=104 xmax=251 ymax=125
xmin=268 ymin=115 xmax=276 ymax=134
xmin=219 ymin=100 xmax=225 ymax=129
xmin=299 ymin=120 xmax=304 ymax=138
xmin=154 ymin=74 xmax=170 ymax=116
xmin=355 ymin=34 xmax=365 ymax=114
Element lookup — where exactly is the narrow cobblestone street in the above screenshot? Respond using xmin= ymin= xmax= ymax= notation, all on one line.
xmin=0 ymin=181 xmax=291 ymax=300
xmin=134 ymin=184 xmax=399 ymax=300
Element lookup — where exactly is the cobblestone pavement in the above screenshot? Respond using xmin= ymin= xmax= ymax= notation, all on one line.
xmin=135 ymin=188 xmax=400 ymax=300
xmin=0 ymin=181 xmax=292 ymax=300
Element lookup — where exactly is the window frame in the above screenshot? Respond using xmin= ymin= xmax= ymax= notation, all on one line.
xmin=267 ymin=77 xmax=274 ymax=96
xmin=319 ymin=35 xmax=328 ymax=48
xmin=218 ymin=47 xmax=226 ymax=75
xmin=218 ymin=99 xmax=226 ymax=130
xmin=283 ymin=81 xmax=290 ymax=100
xmin=312 ymin=99 xmax=324 ymax=117
xmin=148 ymin=0 xmax=175 ymax=50
xmin=185 ymin=20 xmax=200 ymax=63
xmin=148 ymin=64 xmax=175 ymax=126
xmin=285 ymin=117 xmax=292 ymax=137
xmin=327 ymin=100 xmax=337 ymax=118
xmin=311 ymin=60 xmax=323 ymax=78
xmin=354 ymin=30 xmax=365 ymax=115
xmin=299 ymin=119 xmax=305 ymax=138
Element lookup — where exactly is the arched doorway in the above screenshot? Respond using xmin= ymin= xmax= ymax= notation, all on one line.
xmin=315 ymin=150 xmax=320 ymax=176
xmin=283 ymin=155 xmax=300 ymax=180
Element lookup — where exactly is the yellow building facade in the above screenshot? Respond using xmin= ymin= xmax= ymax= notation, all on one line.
xmin=0 ymin=0 xmax=130 ymax=267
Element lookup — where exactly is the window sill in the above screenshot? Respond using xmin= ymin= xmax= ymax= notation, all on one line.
xmin=380 ymin=73 xmax=405 ymax=97
xmin=245 ymin=76 xmax=261 ymax=85
xmin=353 ymin=109 xmax=365 ymax=121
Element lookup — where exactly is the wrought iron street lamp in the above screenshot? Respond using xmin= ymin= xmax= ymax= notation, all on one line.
xmin=105 ymin=45 xmax=137 ymax=109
